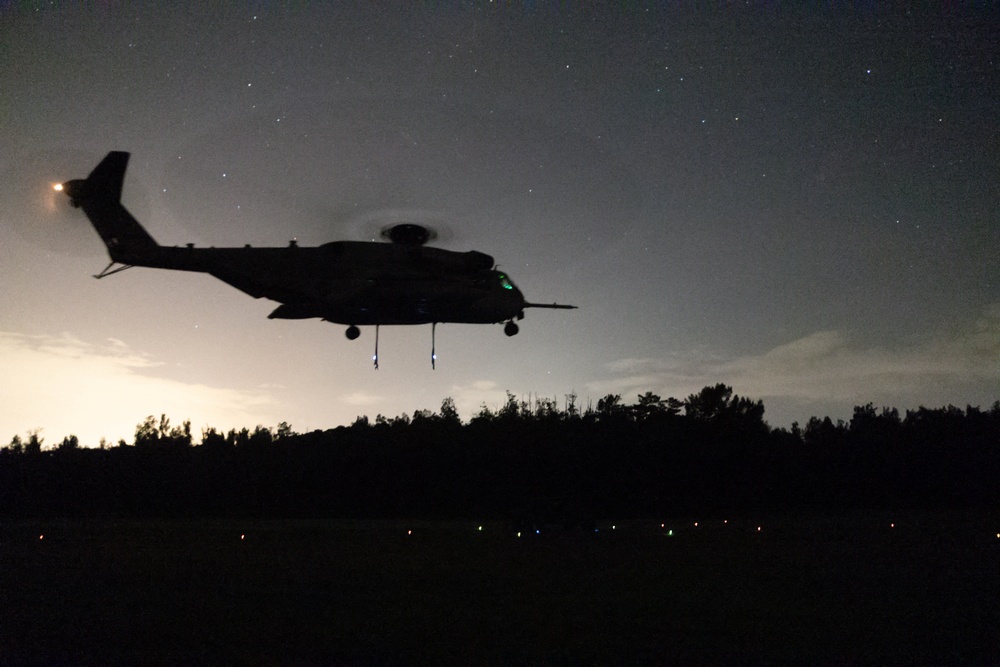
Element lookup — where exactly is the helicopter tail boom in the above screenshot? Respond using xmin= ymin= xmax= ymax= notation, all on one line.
xmin=60 ymin=151 xmax=159 ymax=264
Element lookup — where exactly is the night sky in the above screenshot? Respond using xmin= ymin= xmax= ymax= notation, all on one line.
xmin=2 ymin=3 xmax=997 ymax=446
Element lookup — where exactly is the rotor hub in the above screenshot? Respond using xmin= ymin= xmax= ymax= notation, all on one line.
xmin=380 ymin=223 xmax=434 ymax=246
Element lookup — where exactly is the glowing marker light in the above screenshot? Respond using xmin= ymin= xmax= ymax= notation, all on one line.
xmin=757 ymin=526 xmax=762 ymax=532
xmin=478 ymin=525 xmax=483 ymax=531
xmin=53 ymin=183 xmax=63 ymax=192
xmin=39 ymin=534 xmax=44 ymax=540
xmin=407 ymin=530 xmax=412 ymax=536
xmin=668 ymin=529 xmax=673 ymax=536
xmin=694 ymin=522 xmax=698 ymax=527
xmin=240 ymin=534 xmax=245 ymax=540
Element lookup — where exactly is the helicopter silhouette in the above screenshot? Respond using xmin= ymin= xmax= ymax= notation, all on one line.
xmin=57 ymin=152 xmax=576 ymax=368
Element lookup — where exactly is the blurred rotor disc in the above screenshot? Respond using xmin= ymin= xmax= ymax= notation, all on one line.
xmin=162 ymin=94 xmax=642 ymax=268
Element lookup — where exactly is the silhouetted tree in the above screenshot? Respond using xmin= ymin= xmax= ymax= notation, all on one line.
xmin=439 ymin=397 xmax=461 ymax=425
xmin=248 ymin=425 xmax=273 ymax=448
xmin=135 ymin=415 xmax=159 ymax=447
xmin=7 ymin=434 xmax=24 ymax=455
xmin=685 ymin=384 xmax=762 ymax=422
xmin=3 ymin=387 xmax=999 ymax=521
xmin=25 ymin=429 xmax=43 ymax=455
xmin=635 ymin=392 xmax=666 ymax=420
xmin=532 ymin=396 xmax=560 ymax=421
xmin=471 ymin=403 xmax=494 ymax=424
xmin=498 ymin=391 xmax=520 ymax=422
xmin=564 ymin=392 xmax=580 ymax=418
xmin=596 ymin=393 xmax=623 ymax=417
xmin=803 ymin=416 xmax=846 ymax=448
xmin=412 ymin=408 xmax=435 ymax=424
xmin=57 ymin=435 xmax=80 ymax=451
xmin=201 ymin=427 xmax=228 ymax=448
xmin=135 ymin=414 xmax=191 ymax=449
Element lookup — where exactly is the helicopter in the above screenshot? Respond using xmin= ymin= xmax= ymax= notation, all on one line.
xmin=56 ymin=151 xmax=576 ymax=368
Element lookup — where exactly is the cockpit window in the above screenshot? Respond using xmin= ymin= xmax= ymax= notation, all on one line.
xmin=498 ymin=273 xmax=513 ymax=290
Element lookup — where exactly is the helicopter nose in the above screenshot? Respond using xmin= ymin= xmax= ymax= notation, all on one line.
xmin=509 ymin=284 xmax=526 ymax=308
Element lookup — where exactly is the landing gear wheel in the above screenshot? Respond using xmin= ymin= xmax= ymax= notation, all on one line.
xmin=504 ymin=321 xmax=519 ymax=337
xmin=345 ymin=325 xmax=360 ymax=340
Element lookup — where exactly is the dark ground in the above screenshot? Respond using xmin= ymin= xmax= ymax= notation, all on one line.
xmin=2 ymin=512 xmax=998 ymax=665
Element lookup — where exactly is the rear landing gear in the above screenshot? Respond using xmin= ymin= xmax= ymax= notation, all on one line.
xmin=345 ymin=325 xmax=360 ymax=340
xmin=504 ymin=321 xmax=519 ymax=337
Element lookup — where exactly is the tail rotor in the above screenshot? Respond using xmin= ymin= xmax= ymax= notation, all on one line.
xmin=0 ymin=148 xmax=104 ymax=256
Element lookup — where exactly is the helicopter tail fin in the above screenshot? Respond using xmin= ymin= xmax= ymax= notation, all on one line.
xmin=60 ymin=151 xmax=159 ymax=263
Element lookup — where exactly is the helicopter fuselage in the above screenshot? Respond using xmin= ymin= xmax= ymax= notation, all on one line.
xmin=125 ymin=241 xmax=527 ymax=326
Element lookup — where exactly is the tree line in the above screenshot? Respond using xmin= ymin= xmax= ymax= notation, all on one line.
xmin=2 ymin=385 xmax=998 ymax=521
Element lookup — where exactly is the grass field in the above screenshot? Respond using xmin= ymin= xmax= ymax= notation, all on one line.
xmin=2 ymin=512 xmax=998 ymax=664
